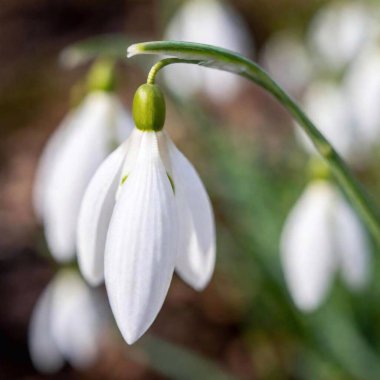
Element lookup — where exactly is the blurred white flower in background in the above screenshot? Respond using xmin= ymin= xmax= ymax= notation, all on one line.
xmin=29 ymin=269 xmax=103 ymax=373
xmin=296 ymin=80 xmax=361 ymax=163
xmin=280 ymin=180 xmax=370 ymax=312
xmin=34 ymin=90 xmax=133 ymax=262
xmin=308 ymin=1 xmax=375 ymax=71
xmin=344 ymin=43 xmax=380 ymax=148
xmin=261 ymin=31 xmax=313 ymax=96
xmin=163 ymin=0 xmax=254 ymax=102
xmin=78 ymin=126 xmax=215 ymax=343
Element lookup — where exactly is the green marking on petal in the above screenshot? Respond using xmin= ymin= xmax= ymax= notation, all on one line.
xmin=167 ymin=173 xmax=175 ymax=194
xmin=121 ymin=175 xmax=128 ymax=185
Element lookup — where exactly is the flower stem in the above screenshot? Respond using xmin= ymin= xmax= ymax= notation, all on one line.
xmin=147 ymin=58 xmax=201 ymax=85
xmin=128 ymin=41 xmax=380 ymax=245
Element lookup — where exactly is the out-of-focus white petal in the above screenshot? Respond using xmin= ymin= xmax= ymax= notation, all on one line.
xmin=77 ymin=144 xmax=126 ymax=286
xmin=261 ymin=31 xmax=313 ymax=96
xmin=280 ymin=181 xmax=337 ymax=311
xmin=334 ymin=196 xmax=370 ymax=290
xmin=28 ymin=281 xmax=64 ymax=373
xmin=51 ymin=270 xmax=100 ymax=370
xmin=114 ymin=96 xmax=134 ymax=143
xmin=163 ymin=0 xmax=253 ymax=102
xmin=296 ymin=81 xmax=356 ymax=161
xmin=344 ymin=44 xmax=380 ymax=148
xmin=166 ymin=136 xmax=215 ymax=290
xmin=308 ymin=2 xmax=374 ymax=70
xmin=33 ymin=111 xmax=77 ymax=222
xmin=105 ymin=132 xmax=177 ymax=344
xmin=42 ymin=92 xmax=132 ymax=262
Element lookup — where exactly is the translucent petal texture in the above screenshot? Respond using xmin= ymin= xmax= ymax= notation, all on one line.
xmin=28 ymin=281 xmax=65 ymax=373
xmin=51 ymin=270 xmax=100 ymax=370
xmin=41 ymin=92 xmax=133 ymax=262
xmin=167 ymin=136 xmax=216 ymax=290
xmin=334 ymin=196 xmax=370 ymax=290
xmin=280 ymin=181 xmax=337 ymax=311
xmin=105 ymin=132 xmax=177 ymax=344
xmin=77 ymin=144 xmax=126 ymax=286
xmin=308 ymin=2 xmax=374 ymax=70
xmin=163 ymin=0 xmax=253 ymax=102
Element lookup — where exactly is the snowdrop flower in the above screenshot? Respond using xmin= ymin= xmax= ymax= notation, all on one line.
xmin=29 ymin=269 xmax=102 ymax=373
xmin=261 ymin=31 xmax=313 ymax=96
xmin=163 ymin=0 xmax=253 ymax=102
xmin=344 ymin=43 xmax=380 ymax=147
xmin=34 ymin=64 xmax=133 ymax=262
xmin=280 ymin=179 xmax=370 ymax=312
xmin=308 ymin=2 xmax=375 ymax=71
xmin=77 ymin=84 xmax=215 ymax=344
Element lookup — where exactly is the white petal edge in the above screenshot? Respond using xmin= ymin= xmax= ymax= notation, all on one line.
xmin=28 ymin=280 xmax=64 ymax=373
xmin=280 ymin=181 xmax=337 ymax=312
xmin=77 ymin=143 xmax=126 ymax=286
xmin=166 ymin=135 xmax=216 ymax=290
xmin=334 ymin=195 xmax=371 ymax=290
xmin=105 ymin=132 xmax=178 ymax=344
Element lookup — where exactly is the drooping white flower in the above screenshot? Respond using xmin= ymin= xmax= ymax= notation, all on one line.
xmin=28 ymin=269 xmax=102 ymax=373
xmin=34 ymin=91 xmax=133 ymax=262
xmin=308 ymin=2 xmax=375 ymax=71
xmin=163 ymin=0 xmax=254 ymax=102
xmin=280 ymin=180 xmax=370 ymax=312
xmin=77 ymin=84 xmax=215 ymax=344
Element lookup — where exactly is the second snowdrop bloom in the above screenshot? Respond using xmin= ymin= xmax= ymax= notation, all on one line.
xmin=78 ymin=84 xmax=215 ymax=344
xmin=280 ymin=179 xmax=370 ymax=312
xmin=29 ymin=269 xmax=102 ymax=373
xmin=34 ymin=70 xmax=133 ymax=262
xmin=308 ymin=1 xmax=375 ymax=71
xmin=163 ymin=0 xmax=253 ymax=102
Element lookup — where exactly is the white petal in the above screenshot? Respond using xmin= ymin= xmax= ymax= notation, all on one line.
xmin=166 ymin=136 xmax=216 ymax=290
xmin=42 ymin=92 xmax=131 ymax=262
xmin=308 ymin=2 xmax=374 ymax=70
xmin=280 ymin=181 xmax=337 ymax=311
xmin=116 ymin=128 xmax=144 ymax=200
xmin=344 ymin=44 xmax=380 ymax=148
xmin=77 ymin=143 xmax=126 ymax=286
xmin=50 ymin=270 xmax=100 ymax=370
xmin=33 ymin=111 xmax=78 ymax=222
xmin=334 ymin=196 xmax=371 ymax=290
xmin=105 ymin=132 xmax=177 ymax=344
xmin=28 ymin=281 xmax=64 ymax=373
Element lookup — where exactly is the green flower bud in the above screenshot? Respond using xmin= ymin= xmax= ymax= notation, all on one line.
xmin=87 ymin=58 xmax=116 ymax=93
xmin=133 ymin=84 xmax=166 ymax=131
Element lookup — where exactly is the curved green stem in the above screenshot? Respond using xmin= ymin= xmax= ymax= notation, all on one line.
xmin=128 ymin=41 xmax=380 ymax=244
xmin=147 ymin=58 xmax=200 ymax=84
